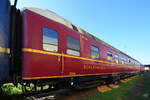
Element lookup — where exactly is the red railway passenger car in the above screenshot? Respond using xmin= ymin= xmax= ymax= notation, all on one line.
xmin=21 ymin=7 xmax=141 ymax=88
xmin=0 ymin=0 xmax=143 ymax=93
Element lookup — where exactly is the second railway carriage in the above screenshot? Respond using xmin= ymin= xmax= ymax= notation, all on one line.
xmin=21 ymin=7 xmax=141 ymax=84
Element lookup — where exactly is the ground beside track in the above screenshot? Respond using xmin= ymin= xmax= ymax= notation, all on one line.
xmin=0 ymin=72 xmax=150 ymax=100
xmin=84 ymin=72 xmax=150 ymax=100
xmin=83 ymin=75 xmax=142 ymax=100
xmin=127 ymin=72 xmax=150 ymax=100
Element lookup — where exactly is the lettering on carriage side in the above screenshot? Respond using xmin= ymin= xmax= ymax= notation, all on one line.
xmin=83 ymin=65 xmax=107 ymax=70
xmin=69 ymin=72 xmax=76 ymax=75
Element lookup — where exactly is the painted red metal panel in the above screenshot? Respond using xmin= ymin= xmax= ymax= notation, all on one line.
xmin=22 ymin=9 xmax=140 ymax=80
xmin=22 ymin=10 xmax=62 ymax=78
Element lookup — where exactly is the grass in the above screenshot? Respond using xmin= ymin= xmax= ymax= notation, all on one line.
xmin=83 ymin=75 xmax=143 ymax=100
xmin=133 ymin=73 xmax=150 ymax=100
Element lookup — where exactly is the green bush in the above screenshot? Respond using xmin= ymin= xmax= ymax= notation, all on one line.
xmin=1 ymin=83 xmax=22 ymax=95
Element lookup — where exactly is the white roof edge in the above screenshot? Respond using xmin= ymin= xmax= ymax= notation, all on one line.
xmin=24 ymin=7 xmax=74 ymax=29
xmin=23 ymin=7 xmax=95 ymax=36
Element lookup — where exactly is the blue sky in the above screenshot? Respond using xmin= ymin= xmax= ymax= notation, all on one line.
xmin=11 ymin=0 xmax=150 ymax=64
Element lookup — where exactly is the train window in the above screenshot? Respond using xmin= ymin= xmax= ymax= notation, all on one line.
xmin=128 ymin=59 xmax=130 ymax=64
xmin=131 ymin=61 xmax=133 ymax=66
xmin=91 ymin=45 xmax=99 ymax=59
xmin=121 ymin=58 xmax=125 ymax=64
xmin=124 ymin=58 xmax=127 ymax=64
xmin=128 ymin=59 xmax=132 ymax=65
xmin=66 ymin=35 xmax=80 ymax=56
xmin=42 ymin=27 xmax=58 ymax=52
xmin=133 ymin=62 xmax=135 ymax=66
xmin=114 ymin=55 xmax=119 ymax=64
xmin=107 ymin=52 xmax=112 ymax=62
xmin=134 ymin=63 xmax=136 ymax=66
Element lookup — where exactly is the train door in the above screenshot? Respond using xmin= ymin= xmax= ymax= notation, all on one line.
xmin=59 ymin=26 xmax=83 ymax=76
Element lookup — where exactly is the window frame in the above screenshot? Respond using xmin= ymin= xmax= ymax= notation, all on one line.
xmin=121 ymin=58 xmax=125 ymax=64
xmin=90 ymin=45 xmax=100 ymax=59
xmin=107 ymin=51 xmax=113 ymax=62
xmin=66 ymin=35 xmax=80 ymax=56
xmin=42 ymin=27 xmax=59 ymax=52
xmin=114 ymin=55 xmax=119 ymax=64
xmin=124 ymin=58 xmax=127 ymax=64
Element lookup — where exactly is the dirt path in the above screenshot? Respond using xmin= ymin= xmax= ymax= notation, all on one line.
xmin=127 ymin=72 xmax=150 ymax=100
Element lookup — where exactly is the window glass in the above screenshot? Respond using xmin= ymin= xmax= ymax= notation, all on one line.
xmin=43 ymin=27 xmax=58 ymax=52
xmin=128 ymin=59 xmax=130 ymax=64
xmin=66 ymin=49 xmax=80 ymax=56
xmin=66 ymin=36 xmax=80 ymax=56
xmin=114 ymin=55 xmax=119 ymax=64
xmin=128 ymin=59 xmax=131 ymax=65
xmin=131 ymin=61 xmax=133 ymax=66
xmin=133 ymin=62 xmax=135 ymax=66
xmin=107 ymin=52 xmax=112 ymax=62
xmin=121 ymin=58 xmax=125 ymax=64
xmin=91 ymin=46 xmax=99 ymax=59
xmin=124 ymin=58 xmax=127 ymax=64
